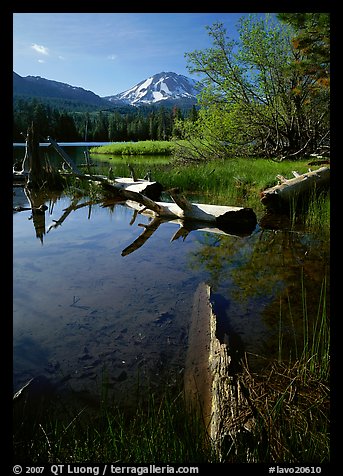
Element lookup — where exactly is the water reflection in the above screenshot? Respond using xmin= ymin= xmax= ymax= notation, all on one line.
xmin=13 ymin=191 xmax=214 ymax=408
xmin=190 ymin=224 xmax=329 ymax=369
xmin=13 ymin=189 xmax=329 ymax=408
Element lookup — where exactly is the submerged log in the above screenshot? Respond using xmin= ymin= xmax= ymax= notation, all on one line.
xmin=184 ymin=283 xmax=213 ymax=429
xmin=260 ymin=166 xmax=330 ymax=210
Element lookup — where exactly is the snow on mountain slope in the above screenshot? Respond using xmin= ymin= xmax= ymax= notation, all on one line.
xmin=106 ymin=71 xmax=201 ymax=106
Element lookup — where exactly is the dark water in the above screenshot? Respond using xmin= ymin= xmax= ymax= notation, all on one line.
xmin=13 ymin=145 xmax=330 ymax=409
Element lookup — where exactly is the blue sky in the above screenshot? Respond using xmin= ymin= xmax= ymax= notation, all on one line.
xmin=13 ymin=13 xmax=268 ymax=97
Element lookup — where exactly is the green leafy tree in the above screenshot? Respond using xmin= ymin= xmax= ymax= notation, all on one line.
xmin=180 ymin=15 xmax=329 ymax=161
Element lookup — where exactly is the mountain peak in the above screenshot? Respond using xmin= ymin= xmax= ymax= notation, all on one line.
xmin=106 ymin=71 xmax=201 ymax=106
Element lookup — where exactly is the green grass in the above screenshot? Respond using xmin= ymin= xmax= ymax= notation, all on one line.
xmin=305 ymin=191 xmax=330 ymax=236
xmin=81 ymin=153 xmax=330 ymax=230
xmin=89 ymin=140 xmax=176 ymax=156
xmin=13 ymin=388 xmax=217 ymax=464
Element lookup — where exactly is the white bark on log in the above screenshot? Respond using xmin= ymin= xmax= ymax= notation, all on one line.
xmin=68 ymin=173 xmax=163 ymax=201
xmin=261 ymin=166 xmax=330 ymax=209
xmin=125 ymin=198 xmax=257 ymax=233
xmin=111 ymin=178 xmax=163 ymax=199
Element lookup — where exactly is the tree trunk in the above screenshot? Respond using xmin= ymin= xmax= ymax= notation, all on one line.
xmin=47 ymin=136 xmax=81 ymax=174
xmin=25 ymin=123 xmax=42 ymax=189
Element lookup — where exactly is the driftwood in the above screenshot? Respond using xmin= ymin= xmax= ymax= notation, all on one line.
xmin=44 ymin=195 xmax=251 ymax=256
xmin=108 ymin=184 xmax=257 ymax=234
xmin=184 ymin=283 xmax=255 ymax=459
xmin=14 ymin=137 xmax=256 ymax=241
xmin=260 ymin=166 xmax=330 ymax=210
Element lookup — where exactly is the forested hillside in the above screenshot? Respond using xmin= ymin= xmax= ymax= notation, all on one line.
xmin=13 ymin=97 xmax=199 ymax=142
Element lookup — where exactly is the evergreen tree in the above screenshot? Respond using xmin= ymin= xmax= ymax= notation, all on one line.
xmin=93 ymin=111 xmax=109 ymax=141
xmin=277 ymin=13 xmax=330 ymax=89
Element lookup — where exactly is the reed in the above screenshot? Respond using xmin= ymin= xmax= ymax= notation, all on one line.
xmin=224 ymin=270 xmax=330 ymax=463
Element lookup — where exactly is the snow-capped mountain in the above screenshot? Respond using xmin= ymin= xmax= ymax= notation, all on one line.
xmin=106 ymin=71 xmax=201 ymax=106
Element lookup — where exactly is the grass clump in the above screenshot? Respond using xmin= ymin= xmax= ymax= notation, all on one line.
xmin=251 ymin=273 xmax=329 ymax=463
xmin=237 ymin=358 xmax=330 ymax=463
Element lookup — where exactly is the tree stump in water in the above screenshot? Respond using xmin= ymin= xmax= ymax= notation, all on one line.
xmin=25 ymin=122 xmax=43 ymax=190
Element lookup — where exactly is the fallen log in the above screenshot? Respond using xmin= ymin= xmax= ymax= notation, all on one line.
xmin=66 ymin=172 xmax=163 ymax=201
xmin=260 ymin=166 xmax=330 ymax=210
xmin=119 ymin=187 xmax=257 ymax=234
xmin=184 ymin=283 xmax=213 ymax=430
xmin=110 ymin=177 xmax=163 ymax=200
xmin=47 ymin=136 xmax=81 ymax=174
xmin=184 ymin=283 xmax=255 ymax=459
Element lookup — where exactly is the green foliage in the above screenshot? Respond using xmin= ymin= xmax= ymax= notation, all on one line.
xmin=180 ymin=14 xmax=330 ymax=162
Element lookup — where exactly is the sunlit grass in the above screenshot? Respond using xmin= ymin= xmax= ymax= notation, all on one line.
xmin=89 ymin=140 xmax=176 ymax=156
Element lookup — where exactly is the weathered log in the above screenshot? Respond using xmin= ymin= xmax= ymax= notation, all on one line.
xmin=110 ymin=177 xmax=163 ymax=200
xmin=184 ymin=283 xmax=256 ymax=459
xmin=123 ymin=190 xmax=257 ymax=234
xmin=101 ymin=181 xmax=256 ymax=233
xmin=68 ymin=173 xmax=163 ymax=201
xmin=260 ymin=166 xmax=330 ymax=210
xmin=47 ymin=136 xmax=81 ymax=174
xmin=184 ymin=283 xmax=213 ymax=429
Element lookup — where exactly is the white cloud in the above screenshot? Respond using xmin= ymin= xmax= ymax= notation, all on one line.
xmin=107 ymin=54 xmax=117 ymax=60
xmin=31 ymin=43 xmax=49 ymax=55
xmin=38 ymin=59 xmax=45 ymax=63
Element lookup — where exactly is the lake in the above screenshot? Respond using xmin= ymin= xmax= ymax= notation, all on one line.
xmin=13 ymin=144 xmax=330 ymax=410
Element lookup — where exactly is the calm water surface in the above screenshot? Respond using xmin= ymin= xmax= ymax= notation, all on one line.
xmin=13 ymin=145 xmax=330 ymax=408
